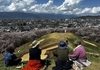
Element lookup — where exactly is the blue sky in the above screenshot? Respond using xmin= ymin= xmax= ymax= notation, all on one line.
xmin=0 ymin=0 xmax=100 ymax=15
xmin=36 ymin=0 xmax=100 ymax=8
xmin=81 ymin=0 xmax=100 ymax=8
xmin=36 ymin=0 xmax=64 ymax=6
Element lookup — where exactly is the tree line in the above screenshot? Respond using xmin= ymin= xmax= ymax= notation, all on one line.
xmin=0 ymin=27 xmax=100 ymax=53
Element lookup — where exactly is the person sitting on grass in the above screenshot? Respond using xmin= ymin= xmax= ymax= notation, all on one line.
xmin=22 ymin=40 xmax=45 ymax=70
xmin=52 ymin=41 xmax=73 ymax=70
xmin=69 ymin=39 xmax=91 ymax=70
xmin=4 ymin=46 xmax=22 ymax=67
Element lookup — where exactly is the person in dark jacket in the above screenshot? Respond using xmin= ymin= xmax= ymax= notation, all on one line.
xmin=53 ymin=41 xmax=72 ymax=70
xmin=4 ymin=47 xmax=22 ymax=67
xmin=29 ymin=41 xmax=41 ymax=60
xmin=22 ymin=40 xmax=45 ymax=70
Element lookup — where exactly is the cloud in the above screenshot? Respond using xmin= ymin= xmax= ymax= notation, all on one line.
xmin=78 ymin=7 xmax=100 ymax=15
xmin=29 ymin=0 xmax=58 ymax=13
xmin=0 ymin=0 xmax=11 ymax=5
xmin=0 ymin=0 xmax=100 ymax=15
xmin=57 ymin=0 xmax=82 ymax=11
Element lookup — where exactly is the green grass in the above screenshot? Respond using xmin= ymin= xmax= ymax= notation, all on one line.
xmin=0 ymin=32 xmax=100 ymax=70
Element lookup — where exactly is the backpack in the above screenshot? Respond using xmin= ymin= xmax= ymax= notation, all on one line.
xmin=60 ymin=60 xmax=73 ymax=69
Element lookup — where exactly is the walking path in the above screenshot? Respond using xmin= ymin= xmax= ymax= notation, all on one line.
xmin=21 ymin=39 xmax=58 ymax=61
xmin=83 ymin=40 xmax=97 ymax=47
xmin=22 ymin=45 xmax=58 ymax=61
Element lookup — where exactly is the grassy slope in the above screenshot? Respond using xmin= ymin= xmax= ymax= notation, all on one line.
xmin=0 ymin=32 xmax=100 ymax=70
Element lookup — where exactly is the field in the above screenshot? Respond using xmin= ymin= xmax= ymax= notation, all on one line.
xmin=0 ymin=32 xmax=100 ymax=70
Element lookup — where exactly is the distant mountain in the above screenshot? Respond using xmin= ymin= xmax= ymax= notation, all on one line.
xmin=77 ymin=15 xmax=100 ymax=19
xmin=0 ymin=12 xmax=39 ymax=19
xmin=0 ymin=12 xmax=77 ymax=19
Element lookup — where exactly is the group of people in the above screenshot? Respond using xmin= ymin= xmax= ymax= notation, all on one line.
xmin=52 ymin=39 xmax=91 ymax=70
xmin=3 ymin=38 xmax=91 ymax=70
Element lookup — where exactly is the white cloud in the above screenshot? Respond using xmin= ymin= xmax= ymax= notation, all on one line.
xmin=79 ymin=7 xmax=100 ymax=15
xmin=7 ymin=3 xmax=16 ymax=11
xmin=82 ymin=8 xmax=92 ymax=14
xmin=1 ymin=0 xmax=36 ymax=12
xmin=0 ymin=0 xmax=100 ymax=15
xmin=29 ymin=0 xmax=58 ymax=14
xmin=57 ymin=0 xmax=82 ymax=11
xmin=92 ymin=7 xmax=100 ymax=13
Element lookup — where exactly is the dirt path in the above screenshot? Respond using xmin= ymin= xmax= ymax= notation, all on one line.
xmin=22 ymin=40 xmax=97 ymax=61
xmin=21 ymin=39 xmax=58 ymax=61
xmin=83 ymin=40 xmax=97 ymax=47
xmin=21 ymin=38 xmax=74 ymax=61
xmin=21 ymin=45 xmax=58 ymax=61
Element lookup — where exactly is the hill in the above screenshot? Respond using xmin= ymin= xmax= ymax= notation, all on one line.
xmin=0 ymin=33 xmax=100 ymax=70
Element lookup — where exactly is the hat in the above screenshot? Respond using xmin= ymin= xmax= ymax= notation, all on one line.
xmin=30 ymin=40 xmax=40 ymax=48
xmin=58 ymin=41 xmax=68 ymax=49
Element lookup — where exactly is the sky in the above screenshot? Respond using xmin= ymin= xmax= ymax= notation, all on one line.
xmin=0 ymin=0 xmax=100 ymax=15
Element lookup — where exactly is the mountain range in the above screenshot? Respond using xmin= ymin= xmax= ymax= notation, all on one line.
xmin=0 ymin=12 xmax=77 ymax=19
xmin=0 ymin=12 xmax=100 ymax=19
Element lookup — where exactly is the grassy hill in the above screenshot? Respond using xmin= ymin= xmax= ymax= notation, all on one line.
xmin=0 ymin=32 xmax=100 ymax=70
